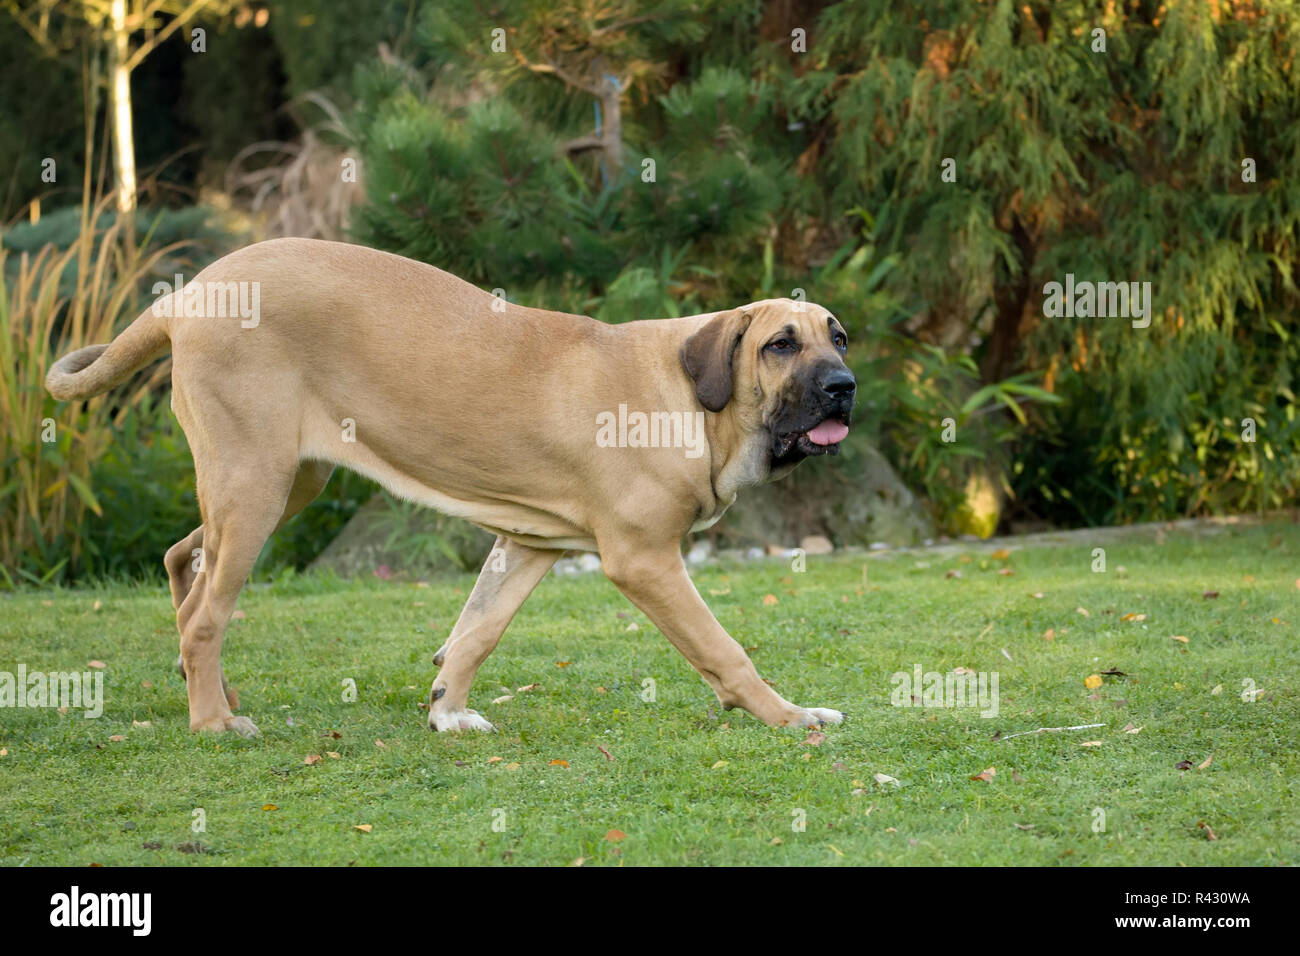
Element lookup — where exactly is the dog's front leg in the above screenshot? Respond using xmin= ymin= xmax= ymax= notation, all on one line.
xmin=599 ymin=543 xmax=842 ymax=728
xmin=428 ymin=536 xmax=559 ymax=732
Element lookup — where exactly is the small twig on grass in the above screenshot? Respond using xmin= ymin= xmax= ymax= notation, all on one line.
xmin=999 ymin=722 xmax=1104 ymax=741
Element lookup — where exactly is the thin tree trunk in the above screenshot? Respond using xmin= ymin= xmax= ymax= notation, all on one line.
xmin=108 ymin=0 xmax=136 ymax=237
xmin=599 ymin=75 xmax=623 ymax=174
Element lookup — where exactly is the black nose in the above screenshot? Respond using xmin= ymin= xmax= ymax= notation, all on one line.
xmin=819 ymin=368 xmax=856 ymax=399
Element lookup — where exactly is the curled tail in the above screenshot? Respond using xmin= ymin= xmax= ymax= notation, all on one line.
xmin=46 ymin=306 xmax=170 ymax=401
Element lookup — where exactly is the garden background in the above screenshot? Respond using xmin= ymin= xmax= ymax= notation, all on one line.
xmin=2 ymin=0 xmax=1297 ymax=586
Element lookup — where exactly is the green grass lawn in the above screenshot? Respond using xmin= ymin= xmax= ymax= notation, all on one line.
xmin=1 ymin=521 xmax=1296 ymax=866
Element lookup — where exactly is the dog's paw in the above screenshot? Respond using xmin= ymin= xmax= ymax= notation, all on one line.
xmin=428 ymin=708 xmax=494 ymax=733
xmin=794 ymin=706 xmax=844 ymax=728
xmin=193 ymin=715 xmax=260 ymax=737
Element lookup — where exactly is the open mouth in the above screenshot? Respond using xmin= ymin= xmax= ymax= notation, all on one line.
xmin=774 ymin=415 xmax=851 ymax=461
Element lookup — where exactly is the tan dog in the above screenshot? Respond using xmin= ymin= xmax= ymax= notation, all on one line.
xmin=46 ymin=238 xmax=856 ymax=736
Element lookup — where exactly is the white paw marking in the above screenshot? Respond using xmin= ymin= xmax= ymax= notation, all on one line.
xmin=227 ymin=715 xmax=261 ymax=738
xmin=800 ymin=707 xmax=844 ymax=727
xmin=429 ymin=708 xmax=495 ymax=733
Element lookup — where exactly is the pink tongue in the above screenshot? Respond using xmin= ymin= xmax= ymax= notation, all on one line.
xmin=806 ymin=419 xmax=849 ymax=446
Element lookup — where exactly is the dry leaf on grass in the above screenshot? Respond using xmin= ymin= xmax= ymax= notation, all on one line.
xmin=1198 ymin=755 xmax=1213 ymax=770
xmin=1170 ymin=635 xmax=1189 ymax=644
xmin=762 ymin=594 xmax=779 ymax=606
xmin=353 ymin=824 xmax=372 ymax=833
xmin=970 ymin=766 xmax=996 ymax=782
xmin=262 ymin=804 xmax=278 ymax=811
xmin=1197 ymin=821 xmax=1218 ymax=841
xmin=604 ymin=829 xmax=626 ymax=842
xmin=1084 ymin=674 xmax=1103 ymax=689
xmin=802 ymin=731 xmax=826 ymax=746
xmin=874 ymin=773 xmax=900 ymax=786
xmin=304 ymin=754 xmax=322 ymax=765
xmin=548 ymin=759 xmax=569 ymax=768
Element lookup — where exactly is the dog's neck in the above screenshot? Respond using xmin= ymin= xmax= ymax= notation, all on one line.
xmin=704 ymin=405 xmax=776 ymax=507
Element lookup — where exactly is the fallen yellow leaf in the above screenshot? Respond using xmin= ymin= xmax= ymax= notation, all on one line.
xmin=353 ymin=824 xmax=372 ymax=833
xmin=1084 ymin=674 xmax=1103 ymax=689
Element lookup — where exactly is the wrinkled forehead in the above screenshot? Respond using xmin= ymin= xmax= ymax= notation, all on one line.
xmin=746 ymin=299 xmax=845 ymax=341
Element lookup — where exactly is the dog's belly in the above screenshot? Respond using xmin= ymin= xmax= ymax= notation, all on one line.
xmin=303 ymin=433 xmax=598 ymax=552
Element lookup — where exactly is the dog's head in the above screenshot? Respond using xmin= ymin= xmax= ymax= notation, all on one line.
xmin=680 ymin=299 xmax=855 ymax=476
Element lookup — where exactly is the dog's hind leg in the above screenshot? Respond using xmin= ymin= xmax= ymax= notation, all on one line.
xmin=166 ymin=462 xmax=333 ymax=714
xmin=428 ymin=536 xmax=558 ymax=732
xmin=165 ymin=526 xmax=205 ymax=611
xmin=166 ymin=525 xmax=238 ymax=709
xmin=175 ymin=457 xmax=298 ymax=736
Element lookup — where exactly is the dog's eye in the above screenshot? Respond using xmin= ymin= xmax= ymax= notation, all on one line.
xmin=833 ymin=333 xmax=848 ymax=351
xmin=766 ymin=338 xmax=797 ymax=354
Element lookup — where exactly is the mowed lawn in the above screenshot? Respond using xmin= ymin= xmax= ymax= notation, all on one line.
xmin=1 ymin=521 xmax=1296 ymax=866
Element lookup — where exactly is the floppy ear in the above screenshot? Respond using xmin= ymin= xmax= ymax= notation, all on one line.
xmin=679 ymin=309 xmax=752 ymax=412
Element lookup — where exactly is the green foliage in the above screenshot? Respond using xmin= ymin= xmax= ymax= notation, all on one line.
xmin=352 ymin=2 xmax=801 ymax=304
xmin=268 ymin=0 xmax=413 ymax=101
xmin=79 ymin=394 xmax=196 ymax=581
xmin=799 ymin=0 xmax=1300 ymax=525
xmin=0 ymin=15 xmax=83 ymax=221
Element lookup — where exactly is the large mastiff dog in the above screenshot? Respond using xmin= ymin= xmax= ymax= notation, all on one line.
xmin=46 ymin=238 xmax=856 ymax=736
